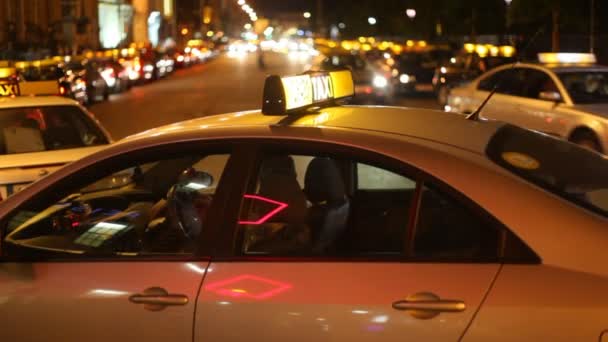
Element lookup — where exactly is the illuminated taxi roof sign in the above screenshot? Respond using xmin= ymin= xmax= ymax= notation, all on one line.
xmin=262 ymin=70 xmax=354 ymax=115
xmin=538 ymin=53 xmax=597 ymax=65
xmin=0 ymin=68 xmax=19 ymax=97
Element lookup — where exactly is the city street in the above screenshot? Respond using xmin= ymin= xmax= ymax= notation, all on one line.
xmin=91 ymin=52 xmax=439 ymax=139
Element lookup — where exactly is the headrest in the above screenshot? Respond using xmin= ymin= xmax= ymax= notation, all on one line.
xmin=304 ymin=157 xmax=346 ymax=205
xmin=260 ymin=155 xmax=296 ymax=181
xmin=258 ymin=155 xmax=307 ymax=223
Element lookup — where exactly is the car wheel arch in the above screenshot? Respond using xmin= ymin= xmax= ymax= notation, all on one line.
xmin=568 ymin=126 xmax=603 ymax=153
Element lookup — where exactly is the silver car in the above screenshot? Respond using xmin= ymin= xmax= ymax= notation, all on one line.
xmin=447 ymin=53 xmax=608 ymax=153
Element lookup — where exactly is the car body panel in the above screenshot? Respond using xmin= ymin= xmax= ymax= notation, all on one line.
xmin=463 ymin=265 xmax=608 ymax=342
xmin=0 ymin=145 xmax=107 ymax=198
xmin=0 ymin=261 xmax=209 ymax=341
xmin=196 ymin=262 xmax=499 ymax=341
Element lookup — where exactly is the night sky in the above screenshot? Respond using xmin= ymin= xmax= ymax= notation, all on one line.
xmin=253 ymin=0 xmax=312 ymax=15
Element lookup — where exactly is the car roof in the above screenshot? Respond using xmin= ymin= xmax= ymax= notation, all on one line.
xmin=123 ymin=105 xmax=504 ymax=155
xmin=516 ymin=62 xmax=608 ymax=73
xmin=0 ymin=95 xmax=79 ymax=108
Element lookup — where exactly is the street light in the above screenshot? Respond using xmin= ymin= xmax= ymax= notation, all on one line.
xmin=238 ymin=0 xmax=245 ymax=5
xmin=338 ymin=22 xmax=346 ymax=29
xmin=244 ymin=23 xmax=252 ymax=30
xmin=303 ymin=12 xmax=311 ymax=19
xmin=368 ymin=17 xmax=377 ymax=25
xmin=406 ymin=9 xmax=416 ymax=19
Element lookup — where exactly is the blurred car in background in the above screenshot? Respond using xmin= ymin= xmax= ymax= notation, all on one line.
xmin=447 ymin=53 xmax=608 ymax=153
xmin=0 ymin=68 xmax=112 ymax=198
xmin=16 ymin=61 xmax=88 ymax=105
xmin=434 ymin=44 xmax=516 ymax=106
xmin=97 ymin=58 xmax=130 ymax=94
xmin=393 ymin=44 xmax=453 ymax=96
xmin=62 ymin=60 xmax=110 ymax=104
xmin=153 ymin=51 xmax=175 ymax=78
xmin=314 ymin=52 xmax=394 ymax=103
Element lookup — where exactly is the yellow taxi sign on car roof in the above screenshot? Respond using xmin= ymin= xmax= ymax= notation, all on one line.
xmin=0 ymin=68 xmax=20 ymax=97
xmin=538 ymin=53 xmax=597 ymax=65
xmin=262 ymin=70 xmax=354 ymax=115
xmin=0 ymin=67 xmax=17 ymax=79
xmin=19 ymin=81 xmax=60 ymax=96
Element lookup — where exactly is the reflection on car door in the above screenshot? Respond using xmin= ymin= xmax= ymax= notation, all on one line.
xmin=194 ymin=144 xmax=506 ymax=341
xmin=0 ymin=146 xmax=235 ymax=341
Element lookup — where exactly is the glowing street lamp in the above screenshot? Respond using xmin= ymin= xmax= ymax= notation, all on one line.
xmin=303 ymin=11 xmax=311 ymax=19
xmin=237 ymin=0 xmax=245 ymax=5
xmin=368 ymin=17 xmax=377 ymax=25
xmin=406 ymin=9 xmax=416 ymax=19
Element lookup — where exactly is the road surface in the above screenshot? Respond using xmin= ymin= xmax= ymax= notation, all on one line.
xmin=91 ymin=52 xmax=439 ymax=140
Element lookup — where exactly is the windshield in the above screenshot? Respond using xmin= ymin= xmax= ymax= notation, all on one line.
xmin=557 ymin=71 xmax=608 ymax=104
xmin=0 ymin=106 xmax=108 ymax=154
xmin=487 ymin=124 xmax=608 ymax=217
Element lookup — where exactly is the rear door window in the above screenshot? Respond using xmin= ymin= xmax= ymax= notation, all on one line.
xmin=0 ymin=106 xmax=108 ymax=154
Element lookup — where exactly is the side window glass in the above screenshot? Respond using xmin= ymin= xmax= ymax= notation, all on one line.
xmin=478 ymin=69 xmax=522 ymax=96
xmin=358 ymin=163 xmax=416 ymax=190
xmin=413 ymin=184 xmax=499 ymax=260
xmin=523 ymin=69 xmax=559 ymax=99
xmin=478 ymin=71 xmax=501 ymax=91
xmin=3 ymin=154 xmax=230 ymax=257
xmin=238 ymin=153 xmax=416 ymax=257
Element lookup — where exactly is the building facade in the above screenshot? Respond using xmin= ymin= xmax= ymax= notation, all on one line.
xmin=0 ymin=0 xmax=100 ymax=57
xmin=0 ymin=0 xmax=176 ymax=58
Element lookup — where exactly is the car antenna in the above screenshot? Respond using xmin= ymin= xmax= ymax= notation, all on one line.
xmin=467 ymin=27 xmax=545 ymax=121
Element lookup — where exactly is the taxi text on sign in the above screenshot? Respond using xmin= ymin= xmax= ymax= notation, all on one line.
xmin=281 ymin=70 xmax=353 ymax=111
xmin=0 ymin=81 xmax=20 ymax=97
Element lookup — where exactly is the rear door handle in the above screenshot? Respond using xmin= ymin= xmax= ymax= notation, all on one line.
xmin=392 ymin=292 xmax=465 ymax=319
xmin=129 ymin=287 xmax=188 ymax=311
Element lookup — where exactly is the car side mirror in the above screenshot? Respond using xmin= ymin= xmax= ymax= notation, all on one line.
xmin=539 ymin=91 xmax=561 ymax=102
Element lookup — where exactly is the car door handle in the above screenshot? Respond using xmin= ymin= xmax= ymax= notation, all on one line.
xmin=392 ymin=292 xmax=465 ymax=319
xmin=129 ymin=287 xmax=188 ymax=311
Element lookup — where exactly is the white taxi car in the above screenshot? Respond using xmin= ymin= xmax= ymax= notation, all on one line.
xmin=0 ymin=70 xmax=606 ymax=342
xmin=0 ymin=68 xmax=112 ymax=198
xmin=447 ymin=53 xmax=608 ymax=152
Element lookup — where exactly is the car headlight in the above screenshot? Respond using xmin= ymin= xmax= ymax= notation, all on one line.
xmin=400 ymin=74 xmax=416 ymax=84
xmin=373 ymin=75 xmax=388 ymax=88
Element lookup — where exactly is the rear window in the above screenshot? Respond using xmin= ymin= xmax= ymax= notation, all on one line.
xmin=486 ymin=124 xmax=608 ymax=217
xmin=0 ymin=106 xmax=108 ymax=155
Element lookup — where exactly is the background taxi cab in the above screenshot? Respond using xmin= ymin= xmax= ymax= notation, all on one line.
xmin=312 ymin=52 xmax=394 ymax=103
xmin=447 ymin=52 xmax=608 ymax=153
xmin=0 ymin=70 xmax=606 ymax=342
xmin=0 ymin=68 xmax=111 ymax=199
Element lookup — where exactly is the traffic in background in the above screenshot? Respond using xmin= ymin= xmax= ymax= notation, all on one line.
xmin=0 ymin=39 xmax=220 ymax=107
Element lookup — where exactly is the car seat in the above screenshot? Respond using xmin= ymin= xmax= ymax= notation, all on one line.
xmin=304 ymin=157 xmax=350 ymax=254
